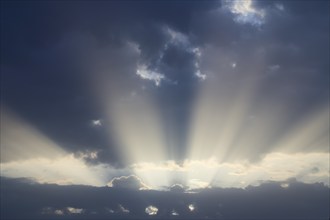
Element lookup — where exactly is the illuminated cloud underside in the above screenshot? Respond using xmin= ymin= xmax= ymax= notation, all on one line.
xmin=0 ymin=154 xmax=111 ymax=186
xmin=224 ymin=0 xmax=265 ymax=26
xmin=2 ymin=151 xmax=328 ymax=189
xmin=136 ymin=64 xmax=165 ymax=86
xmin=133 ymin=152 xmax=329 ymax=189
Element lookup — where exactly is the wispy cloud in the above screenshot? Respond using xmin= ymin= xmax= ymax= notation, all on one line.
xmin=136 ymin=64 xmax=165 ymax=86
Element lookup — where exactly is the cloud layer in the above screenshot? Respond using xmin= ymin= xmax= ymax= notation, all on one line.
xmin=1 ymin=177 xmax=329 ymax=220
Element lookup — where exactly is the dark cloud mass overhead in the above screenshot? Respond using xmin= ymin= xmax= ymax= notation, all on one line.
xmin=1 ymin=0 xmax=329 ymax=219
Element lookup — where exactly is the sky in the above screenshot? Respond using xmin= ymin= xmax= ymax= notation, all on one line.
xmin=0 ymin=0 xmax=329 ymax=219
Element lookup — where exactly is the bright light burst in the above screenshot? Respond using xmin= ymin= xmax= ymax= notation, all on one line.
xmin=1 ymin=0 xmax=328 ymax=192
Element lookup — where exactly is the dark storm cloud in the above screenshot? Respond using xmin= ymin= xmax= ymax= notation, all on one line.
xmin=1 ymin=0 xmax=216 ymax=165
xmin=1 ymin=0 xmax=329 ymax=165
xmin=1 ymin=177 xmax=329 ymax=220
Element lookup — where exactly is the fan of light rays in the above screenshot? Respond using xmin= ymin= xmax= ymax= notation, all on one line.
xmin=185 ymin=43 xmax=329 ymax=188
xmin=189 ymin=82 xmax=329 ymax=185
xmin=186 ymin=76 xmax=329 ymax=188
xmin=91 ymin=41 xmax=329 ymax=190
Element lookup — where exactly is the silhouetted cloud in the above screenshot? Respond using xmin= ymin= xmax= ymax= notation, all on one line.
xmin=169 ymin=183 xmax=186 ymax=193
xmin=1 ymin=177 xmax=329 ymax=220
xmin=107 ymin=175 xmax=149 ymax=190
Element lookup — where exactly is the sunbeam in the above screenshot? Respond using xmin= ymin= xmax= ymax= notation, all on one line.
xmin=1 ymin=0 xmax=329 ymax=218
xmin=1 ymin=107 xmax=66 ymax=162
xmin=0 ymin=107 xmax=110 ymax=186
xmin=188 ymin=45 xmax=267 ymax=162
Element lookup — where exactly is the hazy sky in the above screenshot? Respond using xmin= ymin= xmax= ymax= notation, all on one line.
xmin=1 ymin=0 xmax=329 ymax=219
